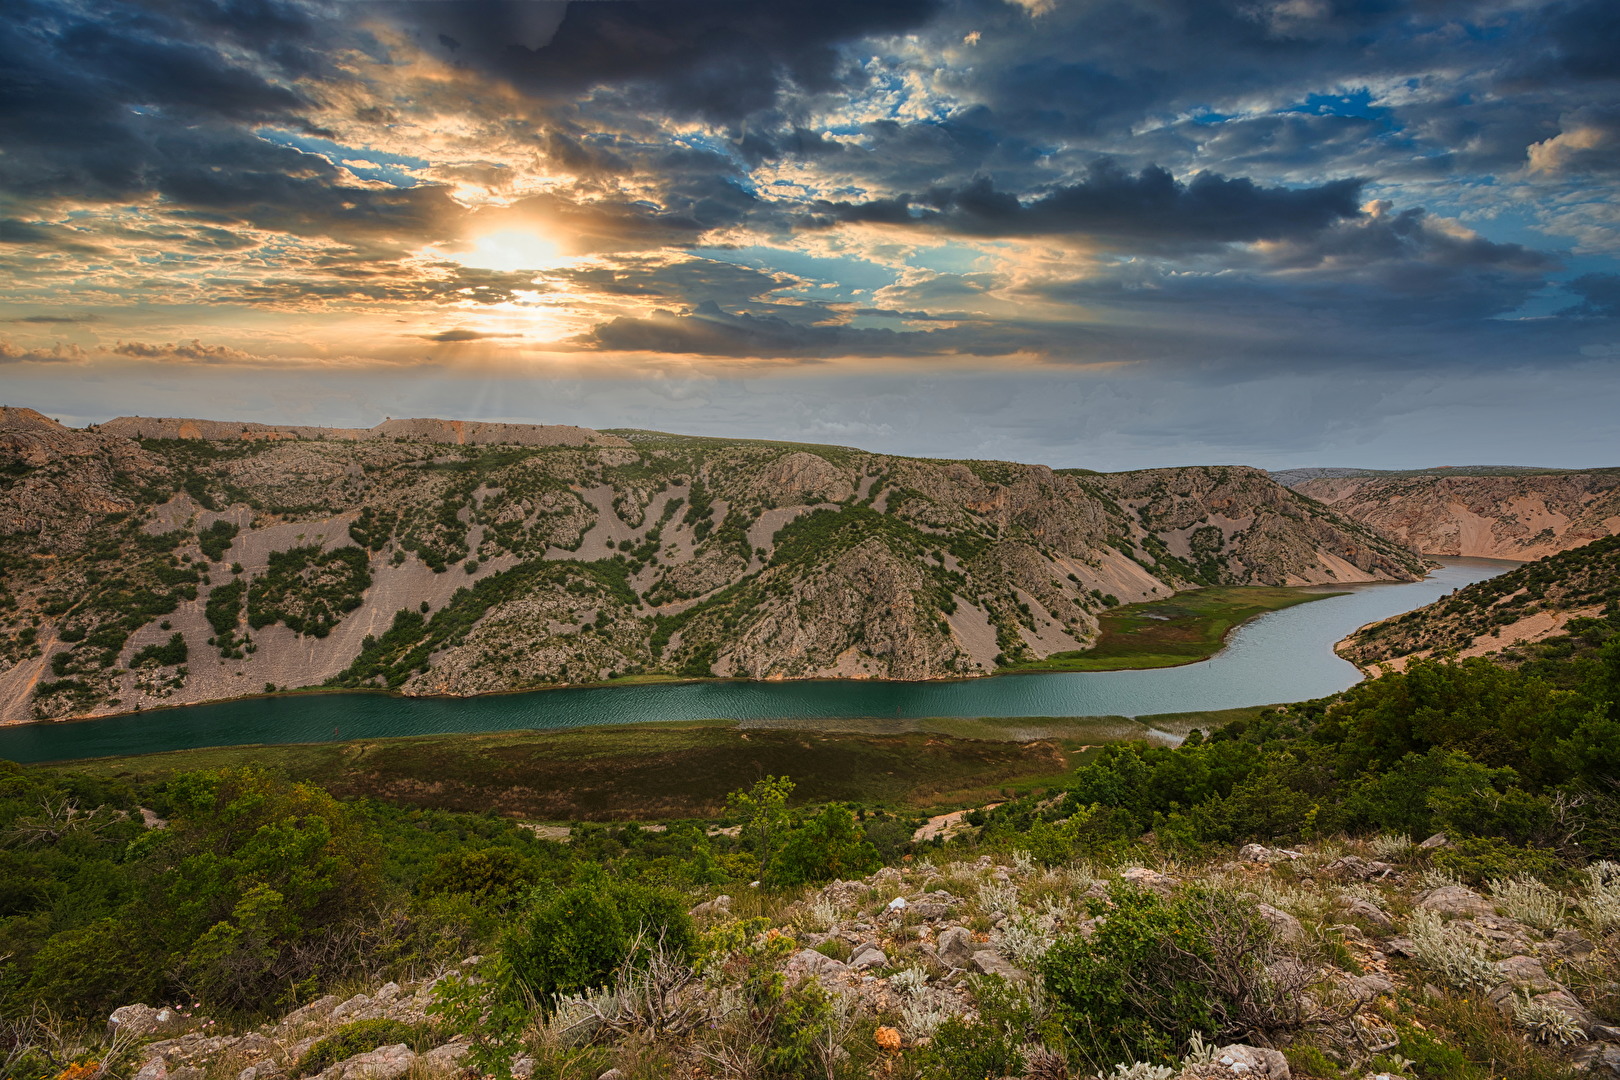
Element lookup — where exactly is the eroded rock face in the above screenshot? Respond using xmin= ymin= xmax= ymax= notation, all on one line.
xmin=1294 ymin=472 xmax=1620 ymax=560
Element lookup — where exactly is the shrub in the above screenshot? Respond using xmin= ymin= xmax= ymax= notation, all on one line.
xmin=1406 ymin=909 xmax=1499 ymax=992
xmin=296 ymin=1019 xmax=422 ymax=1074
xmin=420 ymin=847 xmax=542 ymax=910
xmin=131 ymin=632 xmax=188 ymax=668
xmin=1580 ymin=861 xmax=1620 ymax=932
xmin=1488 ymin=877 xmax=1568 ymax=931
xmin=768 ymin=804 xmax=881 ymax=886
xmin=503 ymin=865 xmax=695 ymax=1013
xmin=1432 ymin=838 xmax=1565 ymax=886
xmin=1042 ymin=885 xmax=1319 ymax=1070
xmin=913 ymin=1017 xmax=1025 ymax=1080
xmin=1282 ymin=1044 xmax=1343 ymax=1079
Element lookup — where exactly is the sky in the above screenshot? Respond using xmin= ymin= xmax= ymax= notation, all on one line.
xmin=2 ymin=0 xmax=1618 ymax=470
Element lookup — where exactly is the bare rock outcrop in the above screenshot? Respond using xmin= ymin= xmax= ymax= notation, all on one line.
xmin=1296 ymin=471 xmax=1620 ymax=560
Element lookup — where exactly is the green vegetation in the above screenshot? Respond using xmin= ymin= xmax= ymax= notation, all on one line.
xmin=503 ymin=867 xmax=696 ymax=1013
xmin=1347 ymin=534 xmax=1620 ymax=666
xmin=247 ymin=545 xmax=371 ymax=637
xmin=130 ymin=632 xmax=187 ymax=668
xmin=197 ymin=520 xmax=238 ymax=562
xmin=44 ymin=723 xmax=1082 ymax=819
xmin=0 ymin=624 xmax=1615 ymax=1080
xmin=1004 ymin=586 xmax=1340 ymax=672
xmin=296 ymin=1019 xmax=429 ymax=1074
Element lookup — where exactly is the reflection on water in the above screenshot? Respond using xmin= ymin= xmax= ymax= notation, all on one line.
xmin=0 ymin=559 xmax=1512 ymax=764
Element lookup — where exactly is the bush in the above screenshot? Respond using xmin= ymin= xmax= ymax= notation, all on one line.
xmin=503 ymin=865 xmax=695 ymax=1013
xmin=913 ymin=1016 xmax=1025 ymax=1080
xmin=1042 ymin=885 xmax=1318 ymax=1070
xmin=20 ymin=917 xmax=163 ymax=1019
xmin=420 ymin=847 xmax=542 ymax=910
xmin=296 ymin=1019 xmax=423 ymax=1074
xmin=1432 ymin=838 xmax=1567 ymax=886
xmin=769 ymin=805 xmax=881 ymax=886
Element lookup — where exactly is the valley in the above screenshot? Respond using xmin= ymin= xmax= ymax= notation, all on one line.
xmin=0 ymin=407 xmax=1423 ymax=723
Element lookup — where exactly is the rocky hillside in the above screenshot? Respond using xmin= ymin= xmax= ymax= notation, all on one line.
xmin=0 ymin=408 xmax=1424 ymax=722
xmin=1293 ymin=470 xmax=1620 ymax=560
xmin=1340 ymin=535 xmax=1620 ymax=670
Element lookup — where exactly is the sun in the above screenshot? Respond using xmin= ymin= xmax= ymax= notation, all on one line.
xmin=455 ymin=228 xmax=563 ymax=272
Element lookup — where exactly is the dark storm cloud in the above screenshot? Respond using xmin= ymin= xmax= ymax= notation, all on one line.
xmin=1567 ymin=274 xmax=1620 ymax=318
xmin=1531 ymin=0 xmax=1620 ymax=83
xmin=1029 ymin=204 xmax=1559 ymax=331
xmin=0 ymin=0 xmax=463 ymax=247
xmin=579 ymin=301 xmax=1033 ymax=358
xmin=819 ymin=162 xmax=1364 ymax=250
xmin=379 ymin=0 xmax=945 ymax=124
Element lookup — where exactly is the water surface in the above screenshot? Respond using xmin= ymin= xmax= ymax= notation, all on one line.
xmin=0 ymin=558 xmax=1510 ymax=763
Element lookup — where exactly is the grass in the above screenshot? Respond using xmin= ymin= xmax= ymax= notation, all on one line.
xmin=1002 ymin=586 xmax=1343 ymax=672
xmin=38 ymin=721 xmax=1099 ymax=820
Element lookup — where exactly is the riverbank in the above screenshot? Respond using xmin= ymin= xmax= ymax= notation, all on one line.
xmin=31 ymin=707 xmax=1272 ymax=818
xmin=998 ymin=585 xmax=1343 ymax=672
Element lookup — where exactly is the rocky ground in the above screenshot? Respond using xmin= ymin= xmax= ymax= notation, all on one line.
xmin=75 ymin=838 xmax=1620 ymax=1080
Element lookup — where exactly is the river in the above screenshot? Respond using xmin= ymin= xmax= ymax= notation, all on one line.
xmin=0 ymin=558 xmax=1511 ymax=764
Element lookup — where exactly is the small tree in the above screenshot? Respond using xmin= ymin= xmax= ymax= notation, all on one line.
xmin=726 ymin=775 xmax=795 ymax=886
xmin=770 ymin=804 xmax=881 ymax=886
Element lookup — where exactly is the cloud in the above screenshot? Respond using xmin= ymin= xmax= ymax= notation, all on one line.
xmin=1567 ymin=273 xmax=1620 ymax=318
xmin=112 ymin=339 xmax=266 ymax=363
xmin=579 ymin=301 xmax=980 ymax=358
xmin=6 ymin=314 xmax=96 ymax=324
xmin=382 ymin=0 xmax=945 ymax=123
xmin=419 ymin=329 xmax=523 ymax=342
xmin=1528 ymin=108 xmax=1620 ymax=175
xmin=0 ymin=338 xmax=88 ymax=363
xmin=818 ymin=161 xmax=1364 ymax=250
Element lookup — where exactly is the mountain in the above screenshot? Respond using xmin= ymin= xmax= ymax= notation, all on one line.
xmin=1292 ymin=469 xmax=1620 ymax=560
xmin=1339 ymin=534 xmax=1620 ymax=670
xmin=0 ymin=408 xmax=1424 ymax=722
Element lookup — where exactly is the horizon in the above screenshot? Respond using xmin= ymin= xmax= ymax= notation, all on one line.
xmin=9 ymin=404 xmax=1608 ymax=476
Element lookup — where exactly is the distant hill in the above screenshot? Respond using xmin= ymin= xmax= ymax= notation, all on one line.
xmin=0 ymin=407 xmax=1422 ymax=722
xmin=1340 ymin=534 xmax=1620 ymax=670
xmin=1292 ymin=469 xmax=1620 ymax=560
xmin=1270 ymin=465 xmax=1583 ymax=488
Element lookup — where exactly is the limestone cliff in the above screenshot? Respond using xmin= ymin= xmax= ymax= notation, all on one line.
xmin=0 ymin=412 xmax=1425 ymax=722
xmin=1294 ymin=471 xmax=1620 ymax=560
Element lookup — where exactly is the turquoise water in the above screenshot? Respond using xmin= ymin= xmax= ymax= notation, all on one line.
xmin=0 ymin=559 xmax=1510 ymax=764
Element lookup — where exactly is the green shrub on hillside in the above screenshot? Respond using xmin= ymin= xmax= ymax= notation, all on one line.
xmin=1043 ymin=885 xmax=1308 ymax=1069
xmin=502 ymin=865 xmax=695 ymax=1013
xmin=296 ymin=1019 xmax=425 ymax=1075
